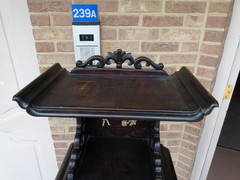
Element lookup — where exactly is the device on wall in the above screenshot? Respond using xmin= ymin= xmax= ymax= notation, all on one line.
xmin=72 ymin=4 xmax=100 ymax=62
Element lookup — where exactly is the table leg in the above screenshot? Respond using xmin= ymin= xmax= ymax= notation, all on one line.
xmin=151 ymin=121 xmax=163 ymax=180
xmin=56 ymin=118 xmax=87 ymax=180
xmin=151 ymin=121 xmax=177 ymax=180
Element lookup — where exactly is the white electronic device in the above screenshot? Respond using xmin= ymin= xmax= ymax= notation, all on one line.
xmin=72 ymin=23 xmax=100 ymax=62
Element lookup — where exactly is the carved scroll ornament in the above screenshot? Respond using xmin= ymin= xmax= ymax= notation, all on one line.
xmin=75 ymin=49 xmax=164 ymax=70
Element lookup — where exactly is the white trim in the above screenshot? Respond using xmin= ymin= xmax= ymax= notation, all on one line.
xmin=191 ymin=0 xmax=240 ymax=179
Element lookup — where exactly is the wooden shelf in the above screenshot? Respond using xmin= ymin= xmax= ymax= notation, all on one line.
xmin=13 ymin=64 xmax=217 ymax=121
xmin=13 ymin=50 xmax=218 ymax=180
xmin=75 ymin=137 xmax=153 ymax=180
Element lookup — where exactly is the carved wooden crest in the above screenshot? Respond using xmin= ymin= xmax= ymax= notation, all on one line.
xmin=75 ymin=49 xmax=164 ymax=70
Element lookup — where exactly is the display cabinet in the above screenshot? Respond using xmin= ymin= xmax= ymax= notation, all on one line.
xmin=13 ymin=49 xmax=218 ymax=180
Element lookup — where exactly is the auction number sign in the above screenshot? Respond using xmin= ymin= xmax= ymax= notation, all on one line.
xmin=72 ymin=4 xmax=98 ymax=22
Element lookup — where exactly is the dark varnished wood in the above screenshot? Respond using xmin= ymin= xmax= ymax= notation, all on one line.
xmin=56 ymin=118 xmax=177 ymax=180
xmin=13 ymin=50 xmax=218 ymax=180
xmin=75 ymin=137 xmax=153 ymax=180
xmin=13 ymin=65 xmax=218 ymax=121
xmin=85 ymin=118 xmax=152 ymax=138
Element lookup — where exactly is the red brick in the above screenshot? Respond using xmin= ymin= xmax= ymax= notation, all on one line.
xmin=56 ymin=156 xmax=65 ymax=162
xmin=52 ymin=134 xmax=75 ymax=141
xmin=73 ymin=0 xmax=118 ymax=12
xmin=199 ymin=55 xmax=219 ymax=67
xmin=196 ymin=67 xmax=216 ymax=79
xmin=100 ymin=15 xmax=139 ymax=26
xmin=209 ymin=2 xmax=232 ymax=13
xmin=52 ymin=14 xmax=72 ymax=26
xmin=183 ymin=133 xmax=199 ymax=145
xmin=28 ymin=0 xmax=71 ymax=12
xmin=181 ymin=141 xmax=197 ymax=151
xmin=177 ymin=161 xmax=192 ymax=172
xmin=141 ymin=42 xmax=179 ymax=52
xmin=30 ymin=15 xmax=50 ymax=26
xmin=175 ymin=168 xmax=190 ymax=179
xmin=188 ymin=121 xmax=204 ymax=128
xmin=165 ymin=2 xmax=206 ymax=13
xmin=54 ymin=142 xmax=68 ymax=148
xmin=33 ymin=28 xmax=73 ymax=40
xmin=176 ymin=174 xmax=187 ymax=180
xmin=185 ymin=15 xmax=204 ymax=27
xmin=101 ymin=28 xmax=117 ymax=40
xmin=169 ymin=123 xmax=184 ymax=131
xmin=160 ymin=29 xmax=201 ymax=41
xmin=120 ymin=0 xmax=162 ymax=12
xmin=68 ymin=126 xmax=76 ymax=133
xmin=49 ymin=117 xmax=76 ymax=125
xmin=143 ymin=16 xmax=183 ymax=27
xmin=98 ymin=1 xmax=119 ymax=12
xmin=181 ymin=42 xmax=199 ymax=52
xmin=55 ymin=148 xmax=68 ymax=155
xmin=37 ymin=54 xmax=75 ymax=64
xmin=204 ymin=30 xmax=225 ymax=42
xmin=57 ymin=42 xmax=74 ymax=52
xmin=179 ymin=148 xmax=195 ymax=159
xmin=160 ymin=124 xmax=168 ymax=131
xmin=201 ymin=44 xmax=222 ymax=55
xmin=50 ymin=126 xmax=65 ymax=134
xmin=119 ymin=29 xmax=158 ymax=40
xmin=161 ymin=132 xmax=182 ymax=139
xmin=167 ymin=147 xmax=179 ymax=153
xmin=178 ymin=155 xmax=192 ymax=166
xmin=101 ymin=42 xmax=139 ymax=53
xmin=160 ymin=55 xmax=197 ymax=64
xmin=206 ymin=16 xmax=228 ymax=28
xmin=167 ymin=140 xmax=181 ymax=146
xmin=185 ymin=125 xmax=201 ymax=136
xmin=35 ymin=42 xmax=55 ymax=52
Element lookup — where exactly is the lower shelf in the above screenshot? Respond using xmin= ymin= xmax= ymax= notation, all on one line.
xmin=75 ymin=137 xmax=154 ymax=180
xmin=56 ymin=137 xmax=177 ymax=180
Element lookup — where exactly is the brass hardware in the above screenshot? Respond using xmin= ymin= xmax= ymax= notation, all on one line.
xmin=102 ymin=119 xmax=111 ymax=127
xmin=223 ymin=85 xmax=233 ymax=99
xmin=121 ymin=120 xmax=137 ymax=126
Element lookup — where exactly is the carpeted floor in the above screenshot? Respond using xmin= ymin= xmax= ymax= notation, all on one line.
xmin=207 ymin=146 xmax=240 ymax=180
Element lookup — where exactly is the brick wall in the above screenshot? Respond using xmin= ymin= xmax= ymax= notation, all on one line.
xmin=27 ymin=0 xmax=233 ymax=179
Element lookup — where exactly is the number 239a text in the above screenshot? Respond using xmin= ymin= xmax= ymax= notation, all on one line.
xmin=73 ymin=8 xmax=97 ymax=18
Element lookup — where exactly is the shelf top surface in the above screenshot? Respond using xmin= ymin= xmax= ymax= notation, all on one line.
xmin=13 ymin=63 xmax=218 ymax=121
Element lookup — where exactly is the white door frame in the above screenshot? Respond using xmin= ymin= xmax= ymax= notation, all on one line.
xmin=191 ymin=0 xmax=240 ymax=179
xmin=0 ymin=0 xmax=58 ymax=179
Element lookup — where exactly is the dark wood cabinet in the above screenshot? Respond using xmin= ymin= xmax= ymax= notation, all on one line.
xmin=13 ymin=50 xmax=218 ymax=180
